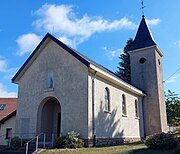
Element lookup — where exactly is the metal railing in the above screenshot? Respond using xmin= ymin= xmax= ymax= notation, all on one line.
xmin=25 ymin=133 xmax=45 ymax=154
xmin=0 ymin=133 xmax=37 ymax=146
xmin=0 ymin=132 xmax=57 ymax=154
xmin=24 ymin=133 xmax=57 ymax=154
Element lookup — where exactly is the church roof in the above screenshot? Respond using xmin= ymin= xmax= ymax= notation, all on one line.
xmin=12 ymin=33 xmax=123 ymax=83
xmin=128 ymin=15 xmax=156 ymax=51
xmin=12 ymin=33 xmax=145 ymax=96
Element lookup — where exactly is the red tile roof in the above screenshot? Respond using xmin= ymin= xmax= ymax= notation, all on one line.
xmin=0 ymin=98 xmax=17 ymax=122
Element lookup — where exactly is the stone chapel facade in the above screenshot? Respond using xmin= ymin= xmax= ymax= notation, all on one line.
xmin=12 ymin=16 xmax=168 ymax=145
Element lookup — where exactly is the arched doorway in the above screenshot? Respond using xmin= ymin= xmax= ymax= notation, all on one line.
xmin=40 ymin=97 xmax=61 ymax=140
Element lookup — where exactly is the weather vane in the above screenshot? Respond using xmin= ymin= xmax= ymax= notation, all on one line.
xmin=140 ymin=0 xmax=145 ymax=17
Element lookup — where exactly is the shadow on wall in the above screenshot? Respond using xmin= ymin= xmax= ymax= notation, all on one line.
xmin=95 ymin=100 xmax=124 ymax=138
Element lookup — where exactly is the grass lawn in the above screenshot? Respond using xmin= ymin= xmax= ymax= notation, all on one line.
xmin=39 ymin=127 xmax=180 ymax=154
xmin=39 ymin=143 xmax=177 ymax=154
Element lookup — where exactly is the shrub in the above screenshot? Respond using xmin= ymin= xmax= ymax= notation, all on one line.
xmin=145 ymin=132 xmax=178 ymax=150
xmin=177 ymin=136 xmax=180 ymax=144
xmin=54 ymin=131 xmax=84 ymax=149
xmin=76 ymin=139 xmax=84 ymax=148
xmin=54 ymin=135 xmax=67 ymax=148
xmin=10 ymin=136 xmax=21 ymax=147
xmin=173 ymin=144 xmax=180 ymax=154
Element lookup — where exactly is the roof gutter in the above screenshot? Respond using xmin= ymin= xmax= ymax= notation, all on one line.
xmin=89 ymin=64 xmax=146 ymax=97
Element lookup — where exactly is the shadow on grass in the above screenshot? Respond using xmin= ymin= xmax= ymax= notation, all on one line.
xmin=95 ymin=141 xmax=144 ymax=148
xmin=128 ymin=148 xmax=176 ymax=154
xmin=123 ymin=141 xmax=144 ymax=146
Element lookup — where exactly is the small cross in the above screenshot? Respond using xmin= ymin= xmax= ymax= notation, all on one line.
xmin=140 ymin=0 xmax=145 ymax=17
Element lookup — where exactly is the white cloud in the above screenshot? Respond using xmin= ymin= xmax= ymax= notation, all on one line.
xmin=58 ymin=35 xmax=88 ymax=49
xmin=165 ymin=74 xmax=180 ymax=83
xmin=174 ymin=40 xmax=180 ymax=47
xmin=0 ymin=57 xmax=18 ymax=75
xmin=16 ymin=33 xmax=41 ymax=56
xmin=30 ymin=3 xmax=136 ymax=48
xmin=3 ymin=67 xmax=19 ymax=80
xmin=0 ymin=58 xmax=7 ymax=72
xmin=146 ymin=18 xmax=161 ymax=26
xmin=0 ymin=83 xmax=17 ymax=98
xmin=103 ymin=46 xmax=123 ymax=60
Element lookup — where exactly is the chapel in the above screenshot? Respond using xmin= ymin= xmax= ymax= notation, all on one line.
xmin=12 ymin=15 xmax=168 ymax=146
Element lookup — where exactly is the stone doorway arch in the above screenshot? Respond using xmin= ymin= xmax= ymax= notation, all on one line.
xmin=37 ymin=97 xmax=61 ymax=140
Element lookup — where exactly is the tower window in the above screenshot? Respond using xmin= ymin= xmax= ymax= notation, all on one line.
xmin=139 ymin=57 xmax=146 ymax=64
xmin=158 ymin=59 xmax=161 ymax=65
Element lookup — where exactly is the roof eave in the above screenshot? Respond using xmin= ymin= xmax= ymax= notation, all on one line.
xmin=12 ymin=35 xmax=52 ymax=84
xmin=128 ymin=45 xmax=163 ymax=57
xmin=89 ymin=64 xmax=146 ymax=96
xmin=0 ymin=110 xmax=16 ymax=125
xmin=155 ymin=46 xmax=163 ymax=57
xmin=12 ymin=33 xmax=90 ymax=84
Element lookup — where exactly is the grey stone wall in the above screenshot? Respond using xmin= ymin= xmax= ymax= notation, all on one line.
xmin=15 ymin=40 xmax=89 ymax=138
xmin=88 ymin=72 xmax=144 ymax=140
xmin=129 ymin=46 xmax=168 ymax=135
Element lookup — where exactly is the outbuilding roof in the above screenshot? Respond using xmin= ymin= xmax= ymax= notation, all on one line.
xmin=0 ymin=98 xmax=17 ymax=124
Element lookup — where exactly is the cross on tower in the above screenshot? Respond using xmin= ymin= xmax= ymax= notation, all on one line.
xmin=140 ymin=0 xmax=145 ymax=17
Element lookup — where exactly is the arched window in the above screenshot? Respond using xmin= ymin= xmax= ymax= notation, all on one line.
xmin=122 ymin=94 xmax=127 ymax=115
xmin=46 ymin=72 xmax=54 ymax=89
xmin=135 ymin=100 xmax=139 ymax=117
xmin=104 ymin=87 xmax=110 ymax=112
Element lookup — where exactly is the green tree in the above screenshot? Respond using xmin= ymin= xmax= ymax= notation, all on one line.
xmin=165 ymin=90 xmax=180 ymax=126
xmin=116 ymin=38 xmax=133 ymax=83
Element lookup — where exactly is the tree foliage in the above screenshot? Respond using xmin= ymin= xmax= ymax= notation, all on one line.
xmin=165 ymin=90 xmax=180 ymax=126
xmin=116 ymin=38 xmax=133 ymax=83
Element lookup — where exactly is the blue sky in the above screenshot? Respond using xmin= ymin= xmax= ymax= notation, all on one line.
xmin=0 ymin=0 xmax=180 ymax=97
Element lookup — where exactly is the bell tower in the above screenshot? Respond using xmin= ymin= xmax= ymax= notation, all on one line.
xmin=128 ymin=15 xmax=168 ymax=136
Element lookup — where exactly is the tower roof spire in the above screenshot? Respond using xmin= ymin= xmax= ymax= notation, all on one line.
xmin=128 ymin=16 xmax=156 ymax=51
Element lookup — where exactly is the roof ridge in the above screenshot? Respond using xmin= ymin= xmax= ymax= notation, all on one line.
xmin=12 ymin=33 xmax=143 ymax=94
